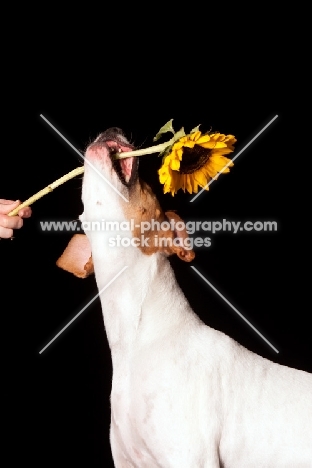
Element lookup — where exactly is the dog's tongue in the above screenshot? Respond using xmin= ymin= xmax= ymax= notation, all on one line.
xmin=105 ymin=141 xmax=134 ymax=183
xmin=120 ymin=157 xmax=133 ymax=181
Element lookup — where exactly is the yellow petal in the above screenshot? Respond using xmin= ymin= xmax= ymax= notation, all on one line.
xmin=177 ymin=148 xmax=183 ymax=160
xmin=180 ymin=174 xmax=186 ymax=192
xmin=189 ymin=174 xmax=198 ymax=193
xmin=194 ymin=170 xmax=209 ymax=188
xmin=225 ymin=135 xmax=237 ymax=143
xmin=196 ymin=135 xmax=210 ymax=144
xmin=212 ymin=147 xmax=234 ymax=154
xmin=212 ymin=141 xmax=228 ymax=149
xmin=206 ymin=155 xmax=233 ymax=177
xmin=170 ymin=159 xmax=180 ymax=171
xmin=159 ymin=171 xmax=169 ymax=184
xmin=190 ymin=131 xmax=201 ymax=141
xmin=186 ymin=174 xmax=193 ymax=194
xmin=164 ymin=155 xmax=172 ymax=166
xmin=199 ymin=141 xmax=218 ymax=149
xmin=211 ymin=133 xmax=222 ymax=140
xmin=173 ymin=141 xmax=184 ymax=151
xmin=183 ymin=140 xmax=196 ymax=148
xmin=172 ymin=171 xmax=181 ymax=193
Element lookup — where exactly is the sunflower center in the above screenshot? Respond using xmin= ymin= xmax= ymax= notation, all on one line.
xmin=179 ymin=144 xmax=212 ymax=174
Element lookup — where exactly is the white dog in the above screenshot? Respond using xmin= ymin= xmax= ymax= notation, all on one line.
xmin=57 ymin=128 xmax=312 ymax=467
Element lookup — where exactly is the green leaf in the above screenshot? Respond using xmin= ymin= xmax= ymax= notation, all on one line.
xmin=172 ymin=127 xmax=186 ymax=142
xmin=190 ymin=124 xmax=201 ymax=133
xmin=153 ymin=119 xmax=175 ymax=141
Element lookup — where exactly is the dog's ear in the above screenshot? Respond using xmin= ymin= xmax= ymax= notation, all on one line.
xmin=56 ymin=234 xmax=94 ymax=278
xmin=165 ymin=211 xmax=195 ymax=262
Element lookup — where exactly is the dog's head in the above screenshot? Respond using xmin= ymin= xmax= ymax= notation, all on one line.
xmin=57 ymin=128 xmax=195 ymax=278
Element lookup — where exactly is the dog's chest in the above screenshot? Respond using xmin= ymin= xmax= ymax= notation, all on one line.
xmin=109 ymin=365 xmax=163 ymax=466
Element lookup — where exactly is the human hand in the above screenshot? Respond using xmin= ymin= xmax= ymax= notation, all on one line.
xmin=0 ymin=199 xmax=32 ymax=239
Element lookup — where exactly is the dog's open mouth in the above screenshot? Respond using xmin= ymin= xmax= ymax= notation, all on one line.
xmin=109 ymin=148 xmax=138 ymax=186
xmin=93 ymin=127 xmax=138 ymax=187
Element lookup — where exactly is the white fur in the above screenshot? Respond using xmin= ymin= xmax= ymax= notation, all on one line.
xmin=80 ymin=142 xmax=312 ymax=467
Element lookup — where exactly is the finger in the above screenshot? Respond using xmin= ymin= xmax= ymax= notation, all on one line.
xmin=0 ymin=226 xmax=14 ymax=238
xmin=0 ymin=199 xmax=16 ymax=204
xmin=0 ymin=213 xmax=23 ymax=230
xmin=18 ymin=206 xmax=32 ymax=218
xmin=0 ymin=200 xmax=20 ymax=215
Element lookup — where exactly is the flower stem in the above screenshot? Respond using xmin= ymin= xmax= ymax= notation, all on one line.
xmin=7 ymin=138 xmax=175 ymax=216
xmin=8 ymin=166 xmax=84 ymax=217
xmin=114 ymin=138 xmax=174 ymax=159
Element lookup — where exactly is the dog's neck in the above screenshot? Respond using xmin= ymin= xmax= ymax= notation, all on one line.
xmin=87 ymin=226 xmax=197 ymax=358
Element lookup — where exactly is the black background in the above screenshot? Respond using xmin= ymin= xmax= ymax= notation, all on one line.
xmin=1 ymin=26 xmax=308 ymax=467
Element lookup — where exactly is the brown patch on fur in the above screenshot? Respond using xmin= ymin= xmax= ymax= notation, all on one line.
xmin=123 ymin=179 xmax=195 ymax=262
xmin=165 ymin=210 xmax=195 ymax=262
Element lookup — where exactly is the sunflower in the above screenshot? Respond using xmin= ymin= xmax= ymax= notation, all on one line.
xmin=158 ymin=131 xmax=236 ymax=195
